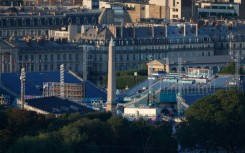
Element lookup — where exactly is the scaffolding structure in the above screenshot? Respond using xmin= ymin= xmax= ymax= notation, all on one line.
xmin=60 ymin=64 xmax=64 ymax=99
xmin=20 ymin=68 xmax=26 ymax=110
xmin=43 ymin=82 xmax=85 ymax=102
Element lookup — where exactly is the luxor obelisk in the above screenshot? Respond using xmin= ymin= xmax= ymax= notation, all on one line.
xmin=106 ymin=37 xmax=117 ymax=113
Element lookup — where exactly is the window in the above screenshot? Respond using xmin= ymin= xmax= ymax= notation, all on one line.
xmin=219 ymin=6 xmax=226 ymax=9
xmin=50 ymin=65 xmax=53 ymax=71
xmin=31 ymin=65 xmax=34 ymax=72
xmin=100 ymin=54 xmax=102 ymax=61
xmin=57 ymin=54 xmax=60 ymax=60
xmin=44 ymin=65 xmax=48 ymax=71
xmin=51 ymin=54 xmax=53 ymax=60
xmin=69 ymin=54 xmax=72 ymax=59
xmin=63 ymin=54 xmax=66 ymax=60
xmin=84 ymin=17 xmax=88 ymax=24
xmin=45 ymin=54 xmax=48 ymax=60
xmin=212 ymin=6 xmax=218 ymax=9
xmin=75 ymin=64 xmax=78 ymax=71
xmin=19 ymin=55 xmax=22 ymax=61
xmin=227 ymin=6 xmax=234 ymax=9
xmin=172 ymin=15 xmax=178 ymax=18
xmin=75 ymin=54 xmax=79 ymax=60
xmin=25 ymin=55 xmax=28 ymax=60
xmin=173 ymin=8 xmax=178 ymax=12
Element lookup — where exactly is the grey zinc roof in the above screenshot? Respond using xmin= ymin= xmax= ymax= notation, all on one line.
xmin=81 ymin=27 xmax=114 ymax=41
xmin=0 ymin=40 xmax=16 ymax=48
xmin=9 ymin=39 xmax=79 ymax=50
xmin=80 ymin=23 xmax=245 ymax=42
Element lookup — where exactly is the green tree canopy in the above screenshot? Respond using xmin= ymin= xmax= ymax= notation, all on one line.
xmin=177 ymin=89 xmax=245 ymax=152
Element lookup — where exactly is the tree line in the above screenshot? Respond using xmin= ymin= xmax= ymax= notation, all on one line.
xmin=0 ymin=107 xmax=177 ymax=153
xmin=0 ymin=88 xmax=245 ymax=152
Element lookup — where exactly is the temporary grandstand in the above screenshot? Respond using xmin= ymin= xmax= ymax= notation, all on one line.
xmin=0 ymin=71 xmax=106 ymax=104
xmin=20 ymin=96 xmax=95 ymax=115
xmin=121 ymin=71 xmax=239 ymax=118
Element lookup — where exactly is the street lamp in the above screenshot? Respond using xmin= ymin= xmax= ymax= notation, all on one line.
xmin=134 ymin=71 xmax=138 ymax=84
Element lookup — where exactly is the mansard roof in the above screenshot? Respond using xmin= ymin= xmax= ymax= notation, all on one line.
xmin=6 ymin=39 xmax=79 ymax=51
xmin=81 ymin=27 xmax=114 ymax=41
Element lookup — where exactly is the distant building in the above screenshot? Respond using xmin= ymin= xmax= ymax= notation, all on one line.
xmin=75 ymin=23 xmax=214 ymax=76
xmin=149 ymin=0 xmax=182 ymax=20
xmin=1 ymin=21 xmax=245 ymax=80
xmin=197 ymin=2 xmax=240 ymax=17
xmin=83 ymin=0 xmax=99 ymax=9
xmin=123 ymin=107 xmax=161 ymax=121
xmin=0 ymin=0 xmax=22 ymax=6
xmin=194 ymin=0 xmax=245 ymax=18
xmin=147 ymin=55 xmax=242 ymax=74
xmin=98 ymin=0 xmax=182 ymax=24
xmin=0 ymin=8 xmax=100 ymax=38
xmin=23 ymin=0 xmax=36 ymax=6
xmin=48 ymin=24 xmax=78 ymax=42
xmin=0 ymin=39 xmax=83 ymax=73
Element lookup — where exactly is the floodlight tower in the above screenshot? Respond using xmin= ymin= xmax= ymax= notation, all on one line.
xmin=20 ymin=68 xmax=26 ymax=110
xmin=177 ymin=58 xmax=183 ymax=117
xmin=229 ymin=32 xmax=233 ymax=55
xmin=236 ymin=53 xmax=240 ymax=91
xmin=0 ymin=52 xmax=1 ymax=84
xmin=60 ymin=64 xmax=65 ymax=99
xmin=147 ymin=55 xmax=155 ymax=107
xmin=177 ymin=58 xmax=182 ymax=95
xmin=83 ymin=47 xmax=88 ymax=80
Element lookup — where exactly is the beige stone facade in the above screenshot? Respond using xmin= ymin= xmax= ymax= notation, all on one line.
xmin=98 ymin=2 xmax=174 ymax=25
xmin=147 ymin=60 xmax=170 ymax=74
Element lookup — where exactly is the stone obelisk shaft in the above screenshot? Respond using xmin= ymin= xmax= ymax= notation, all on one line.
xmin=107 ymin=37 xmax=116 ymax=113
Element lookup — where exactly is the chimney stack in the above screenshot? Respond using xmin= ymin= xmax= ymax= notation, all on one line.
xmin=109 ymin=24 xmax=117 ymax=38
xmin=165 ymin=25 xmax=168 ymax=38
xmin=133 ymin=25 xmax=136 ymax=39
xmin=120 ymin=22 xmax=123 ymax=39
xmin=183 ymin=23 xmax=186 ymax=37
xmin=151 ymin=24 xmax=154 ymax=38
xmin=196 ymin=24 xmax=198 ymax=37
